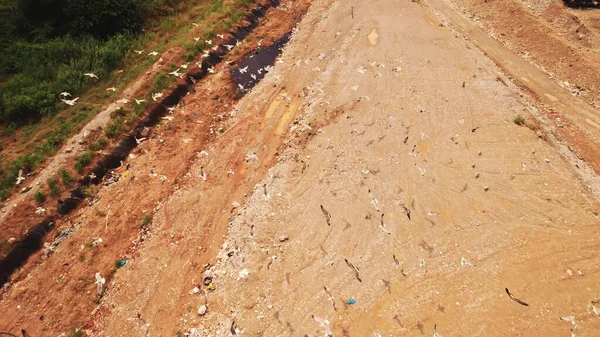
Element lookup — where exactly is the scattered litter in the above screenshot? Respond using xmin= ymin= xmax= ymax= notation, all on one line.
xmin=238 ymin=268 xmax=249 ymax=280
xmin=116 ymin=259 xmax=127 ymax=268
xmin=344 ymin=258 xmax=362 ymax=282
xmin=505 ymin=288 xmax=529 ymax=306
xmin=278 ymin=235 xmax=289 ymax=242
xmin=347 ymin=298 xmax=356 ymax=305
xmin=15 ymin=169 xmax=25 ymax=185
xmin=95 ymin=272 xmax=106 ymax=294
xmin=245 ymin=151 xmax=258 ymax=162
xmin=312 ymin=316 xmax=333 ymax=337
xmin=380 ymin=214 xmax=391 ymax=234
xmin=591 ymin=301 xmax=600 ymax=316
xmin=320 ymin=205 xmax=332 ymax=226
xmin=460 ymin=257 xmax=474 ymax=266
xmin=198 ymin=304 xmax=208 ymax=316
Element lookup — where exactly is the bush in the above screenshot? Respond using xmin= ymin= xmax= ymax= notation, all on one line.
xmin=104 ymin=119 xmax=123 ymax=138
xmin=514 ymin=115 xmax=525 ymax=126
xmin=47 ymin=177 xmax=60 ymax=197
xmin=60 ymin=168 xmax=75 ymax=187
xmin=88 ymin=137 xmax=108 ymax=151
xmin=34 ymin=190 xmax=46 ymax=204
xmin=142 ymin=215 xmax=152 ymax=226
xmin=74 ymin=152 xmax=93 ymax=173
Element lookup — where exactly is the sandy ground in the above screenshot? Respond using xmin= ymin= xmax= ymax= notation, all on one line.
xmin=2 ymin=0 xmax=600 ymax=336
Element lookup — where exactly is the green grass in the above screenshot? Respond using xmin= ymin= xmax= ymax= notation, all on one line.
xmin=74 ymin=152 xmax=94 ymax=174
xmin=88 ymin=137 xmax=108 ymax=151
xmin=60 ymin=168 xmax=75 ymax=187
xmin=47 ymin=177 xmax=60 ymax=197
xmin=34 ymin=190 xmax=46 ymax=204
xmin=142 ymin=214 xmax=153 ymax=226
xmin=513 ymin=115 xmax=525 ymax=126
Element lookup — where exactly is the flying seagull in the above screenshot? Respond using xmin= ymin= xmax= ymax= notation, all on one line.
xmin=135 ymin=99 xmax=146 ymax=105
xmin=59 ymin=92 xmax=71 ymax=98
xmin=84 ymin=73 xmax=99 ymax=79
xmin=148 ymin=51 xmax=159 ymax=56
xmin=95 ymin=272 xmax=106 ymax=294
xmin=152 ymin=92 xmax=163 ymax=101
xmin=168 ymin=68 xmax=183 ymax=77
xmin=106 ymin=87 xmax=117 ymax=92
xmin=61 ymin=97 xmax=79 ymax=106
xmin=217 ymin=34 xmax=224 ymax=39
xmin=239 ymin=66 xmax=248 ymax=74
xmin=134 ymin=49 xmax=144 ymax=54
xmin=15 ymin=169 xmax=25 ymax=185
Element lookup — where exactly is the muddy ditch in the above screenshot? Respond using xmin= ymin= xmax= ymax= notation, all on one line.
xmin=0 ymin=0 xmax=293 ymax=288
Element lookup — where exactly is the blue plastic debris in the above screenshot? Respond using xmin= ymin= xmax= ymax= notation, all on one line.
xmin=117 ymin=259 xmax=126 ymax=267
xmin=347 ymin=298 xmax=356 ymax=305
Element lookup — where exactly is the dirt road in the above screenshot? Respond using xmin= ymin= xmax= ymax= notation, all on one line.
xmin=3 ymin=0 xmax=600 ymax=336
xmin=95 ymin=0 xmax=600 ymax=336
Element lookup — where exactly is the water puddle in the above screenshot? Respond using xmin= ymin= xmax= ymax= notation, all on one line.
xmin=0 ymin=0 xmax=282 ymax=288
xmin=231 ymin=32 xmax=291 ymax=99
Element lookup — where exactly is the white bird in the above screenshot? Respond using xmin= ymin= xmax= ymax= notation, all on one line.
xmin=257 ymin=40 xmax=262 ymax=47
xmin=148 ymin=51 xmax=159 ymax=56
xmin=180 ymin=63 xmax=189 ymax=69
xmin=166 ymin=106 xmax=176 ymax=113
xmin=207 ymin=66 xmax=215 ymax=74
xmin=117 ymin=98 xmax=129 ymax=104
xmin=106 ymin=87 xmax=117 ymax=92
xmin=392 ymin=66 xmax=402 ymax=72
xmin=356 ymin=67 xmax=366 ymax=74
xmin=236 ymin=40 xmax=241 ymax=47
xmin=15 ymin=169 xmax=25 ymax=185
xmin=89 ymin=172 xmax=96 ymax=179
xmin=95 ymin=272 xmax=106 ymax=294
xmin=61 ymin=97 xmax=79 ymax=106
xmin=135 ymin=99 xmax=146 ymax=105
xmin=152 ymin=92 xmax=163 ymax=101
xmin=257 ymin=68 xmax=263 ymax=75
xmin=168 ymin=68 xmax=183 ymax=77
xmin=211 ymin=45 xmax=218 ymax=51
xmin=201 ymin=50 xmax=210 ymax=58
xmin=250 ymin=74 xmax=257 ymax=80
xmin=238 ymin=84 xmax=244 ymax=90
xmin=205 ymin=39 xmax=212 ymax=45
xmin=135 ymin=137 xmax=146 ymax=145
xmin=239 ymin=66 xmax=248 ymax=74
xmin=59 ymin=92 xmax=71 ymax=98
xmin=224 ymin=44 xmax=234 ymax=51
xmin=194 ymin=37 xmax=200 ymax=42
xmin=227 ymin=169 xmax=235 ymax=176
xmin=159 ymin=175 xmax=167 ymax=183
xmin=134 ymin=49 xmax=144 ymax=55
xmin=84 ymin=73 xmax=99 ymax=79
xmin=35 ymin=207 xmax=46 ymax=215
xmin=217 ymin=34 xmax=224 ymax=39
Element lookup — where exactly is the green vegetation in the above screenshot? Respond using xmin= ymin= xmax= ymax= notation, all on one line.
xmin=514 ymin=115 xmax=525 ymax=126
xmin=47 ymin=177 xmax=60 ymax=197
xmin=74 ymin=152 xmax=93 ymax=173
xmin=88 ymin=137 xmax=108 ymax=151
xmin=60 ymin=168 xmax=75 ymax=187
xmin=142 ymin=214 xmax=153 ymax=226
xmin=33 ymin=190 xmax=46 ymax=204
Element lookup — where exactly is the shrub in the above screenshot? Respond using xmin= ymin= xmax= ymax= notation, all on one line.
xmin=34 ymin=190 xmax=46 ymax=204
xmin=142 ymin=215 xmax=152 ymax=226
xmin=74 ymin=152 xmax=93 ymax=173
xmin=88 ymin=137 xmax=108 ymax=151
xmin=513 ymin=115 xmax=525 ymax=126
xmin=60 ymin=168 xmax=75 ymax=187
xmin=104 ymin=119 xmax=123 ymax=138
xmin=47 ymin=177 xmax=60 ymax=197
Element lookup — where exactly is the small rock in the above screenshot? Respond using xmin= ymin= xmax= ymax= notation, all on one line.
xmin=83 ymin=130 xmax=90 ymax=138
xmin=7 ymin=237 xmax=17 ymax=244
xmin=198 ymin=304 xmax=208 ymax=316
xmin=278 ymin=235 xmax=289 ymax=242
xmin=483 ymin=186 xmax=489 ymax=192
